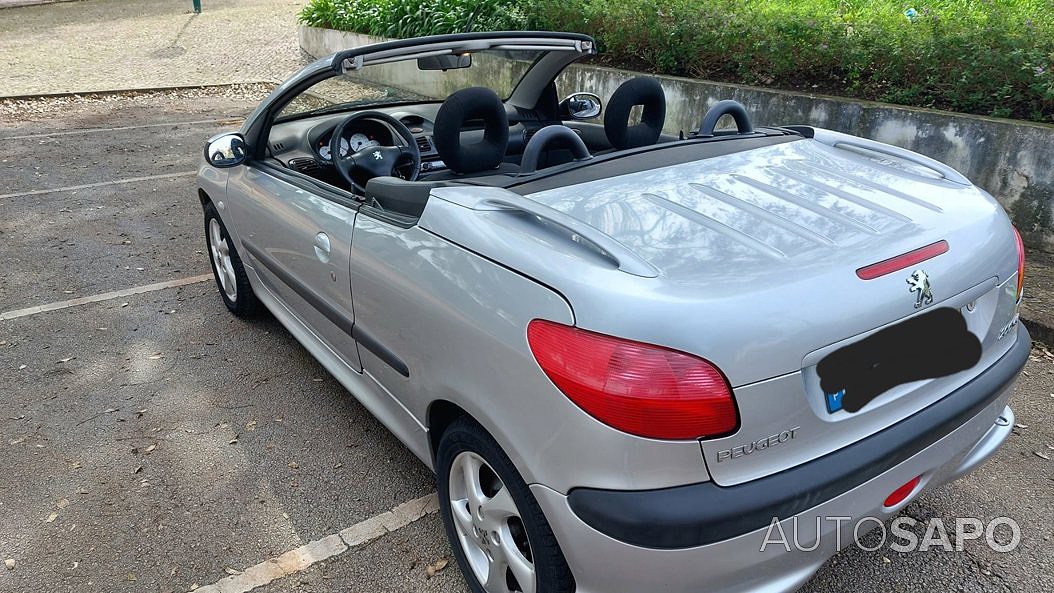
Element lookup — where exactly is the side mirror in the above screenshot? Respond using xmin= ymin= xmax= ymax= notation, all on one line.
xmin=559 ymin=92 xmax=602 ymax=120
xmin=204 ymin=133 xmax=247 ymax=168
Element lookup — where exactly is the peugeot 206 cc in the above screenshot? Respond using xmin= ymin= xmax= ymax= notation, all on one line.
xmin=197 ymin=31 xmax=1030 ymax=593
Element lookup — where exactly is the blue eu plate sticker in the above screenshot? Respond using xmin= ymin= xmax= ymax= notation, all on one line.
xmin=825 ymin=389 xmax=845 ymax=414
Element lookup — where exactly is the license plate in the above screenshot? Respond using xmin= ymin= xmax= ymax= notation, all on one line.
xmin=818 ymin=307 xmax=980 ymax=414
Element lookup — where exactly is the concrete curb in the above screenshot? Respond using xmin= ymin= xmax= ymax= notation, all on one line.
xmin=0 ymin=0 xmax=91 ymax=9
xmin=0 ymin=81 xmax=277 ymax=102
xmin=0 ymin=0 xmax=81 ymax=9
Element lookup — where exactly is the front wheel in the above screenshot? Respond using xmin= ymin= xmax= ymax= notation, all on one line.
xmin=437 ymin=417 xmax=574 ymax=593
xmin=203 ymin=202 xmax=261 ymax=317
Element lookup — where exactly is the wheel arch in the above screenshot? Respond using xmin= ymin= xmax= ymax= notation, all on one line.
xmin=198 ymin=188 xmax=213 ymax=209
xmin=426 ymin=399 xmax=472 ymax=466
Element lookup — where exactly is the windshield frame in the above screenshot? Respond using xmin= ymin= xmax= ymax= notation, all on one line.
xmin=274 ymin=50 xmax=552 ymax=125
xmin=243 ymin=31 xmax=596 ymax=160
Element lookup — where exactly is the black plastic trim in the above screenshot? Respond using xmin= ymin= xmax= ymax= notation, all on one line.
xmin=505 ymin=133 xmax=800 ymax=195
xmin=242 ymin=239 xmax=353 ymax=334
xmin=243 ymin=238 xmax=410 ymax=377
xmin=352 ymin=325 xmax=410 ymax=378
xmin=567 ymin=325 xmax=1031 ymax=550
xmin=330 ymin=32 xmax=595 ymax=73
xmin=254 ymin=161 xmax=362 ymax=210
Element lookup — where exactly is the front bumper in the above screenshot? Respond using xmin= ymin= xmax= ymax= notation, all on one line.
xmin=532 ymin=325 xmax=1029 ymax=593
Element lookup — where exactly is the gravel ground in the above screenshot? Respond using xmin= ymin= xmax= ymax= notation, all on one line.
xmin=0 ymin=94 xmax=1052 ymax=593
xmin=0 ymin=0 xmax=307 ymax=96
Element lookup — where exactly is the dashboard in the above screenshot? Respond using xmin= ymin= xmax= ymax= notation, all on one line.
xmin=315 ymin=118 xmax=392 ymax=161
xmin=265 ymin=103 xmax=536 ymax=182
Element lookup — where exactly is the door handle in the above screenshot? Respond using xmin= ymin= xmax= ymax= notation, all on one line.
xmin=313 ymin=232 xmax=331 ymax=263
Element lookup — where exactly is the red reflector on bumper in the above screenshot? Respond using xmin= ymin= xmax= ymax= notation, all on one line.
xmin=884 ymin=476 xmax=921 ymax=507
xmin=856 ymin=241 xmax=949 ymax=280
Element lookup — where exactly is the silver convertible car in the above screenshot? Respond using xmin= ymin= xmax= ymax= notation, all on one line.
xmin=197 ymin=31 xmax=1030 ymax=593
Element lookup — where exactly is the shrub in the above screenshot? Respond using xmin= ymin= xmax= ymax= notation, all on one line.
xmin=299 ymin=0 xmax=1054 ymax=123
xmin=299 ymin=0 xmax=526 ymax=37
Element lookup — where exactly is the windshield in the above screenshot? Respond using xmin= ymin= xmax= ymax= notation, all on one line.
xmin=278 ymin=48 xmax=546 ymax=121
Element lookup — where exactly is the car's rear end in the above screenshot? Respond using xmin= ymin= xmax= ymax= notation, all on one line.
xmin=422 ymin=127 xmax=1029 ymax=592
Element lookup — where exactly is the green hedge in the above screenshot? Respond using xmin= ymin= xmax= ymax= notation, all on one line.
xmin=298 ymin=0 xmax=526 ymax=39
xmin=299 ymin=0 xmax=1054 ymax=123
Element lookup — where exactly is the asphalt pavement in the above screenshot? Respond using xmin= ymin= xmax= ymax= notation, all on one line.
xmin=0 ymin=91 xmax=1052 ymax=593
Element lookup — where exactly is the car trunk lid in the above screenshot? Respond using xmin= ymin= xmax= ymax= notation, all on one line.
xmin=518 ymin=132 xmax=1021 ymax=484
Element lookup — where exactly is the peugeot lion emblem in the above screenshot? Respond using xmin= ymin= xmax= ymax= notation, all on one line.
xmin=372 ymin=150 xmax=383 ymax=160
xmin=906 ymin=269 xmax=934 ymax=309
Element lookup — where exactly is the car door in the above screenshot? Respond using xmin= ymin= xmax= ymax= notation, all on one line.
xmin=225 ymin=164 xmax=362 ymax=371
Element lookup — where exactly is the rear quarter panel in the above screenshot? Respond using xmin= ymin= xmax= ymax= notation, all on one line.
xmin=349 ymin=208 xmax=712 ymax=492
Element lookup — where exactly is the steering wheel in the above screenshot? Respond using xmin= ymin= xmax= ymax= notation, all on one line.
xmin=330 ymin=111 xmax=421 ymax=194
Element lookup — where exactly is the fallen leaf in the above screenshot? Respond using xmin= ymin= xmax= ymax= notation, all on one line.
xmin=425 ymin=557 xmax=449 ymax=578
xmin=148 ymin=354 xmax=163 ymax=360
xmin=228 ymin=437 xmax=238 ymax=445
xmin=18 ymin=365 xmax=26 ymax=370
xmin=56 ymin=498 xmax=70 ymax=509
xmin=133 ymin=466 xmax=143 ymax=474
xmin=288 ymin=462 xmax=299 ymax=469
xmin=1036 ymin=451 xmax=1051 ymax=460
xmin=4 ymin=558 xmax=14 ymax=570
xmin=104 ymin=408 xmax=118 ymax=414
xmin=120 ymin=302 xmax=129 ymax=308
xmin=1015 ymin=423 xmax=1029 ymax=429
xmin=144 ymin=444 xmax=157 ymax=454
xmin=223 ymin=567 xmax=242 ymax=576
xmin=245 ymin=420 xmax=257 ymax=432
xmin=58 ymin=357 xmax=73 ymax=364
xmin=126 ymin=571 xmax=137 ymax=582
xmin=45 ymin=512 xmax=58 ymax=523
xmin=71 ymin=461 xmax=82 ymax=469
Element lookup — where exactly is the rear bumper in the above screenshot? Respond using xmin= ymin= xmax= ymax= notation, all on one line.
xmin=533 ymin=324 xmax=1028 ymax=593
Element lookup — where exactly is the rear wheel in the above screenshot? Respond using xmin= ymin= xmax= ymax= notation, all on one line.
xmin=203 ymin=202 xmax=261 ymax=317
xmin=437 ymin=417 xmax=574 ymax=593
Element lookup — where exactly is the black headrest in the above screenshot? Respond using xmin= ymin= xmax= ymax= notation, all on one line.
xmin=433 ymin=87 xmax=509 ymax=174
xmin=603 ymin=77 xmax=666 ymax=150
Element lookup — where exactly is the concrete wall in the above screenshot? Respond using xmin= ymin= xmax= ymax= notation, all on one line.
xmin=299 ymin=26 xmax=1054 ymax=251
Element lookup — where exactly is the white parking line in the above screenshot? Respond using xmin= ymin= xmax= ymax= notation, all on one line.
xmin=0 ymin=118 xmax=240 ymax=141
xmin=0 ymin=275 xmax=212 ymax=322
xmin=193 ymin=494 xmax=439 ymax=593
xmin=0 ymin=171 xmax=197 ymax=201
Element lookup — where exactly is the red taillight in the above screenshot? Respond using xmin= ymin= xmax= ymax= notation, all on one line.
xmin=884 ymin=476 xmax=921 ymax=508
xmin=526 ymin=320 xmax=738 ymax=440
xmin=855 ymin=240 xmax=949 ymax=280
xmin=1013 ymin=226 xmax=1025 ymax=303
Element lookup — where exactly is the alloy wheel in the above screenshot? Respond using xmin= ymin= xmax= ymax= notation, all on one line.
xmin=448 ymin=451 xmax=536 ymax=593
xmin=209 ymin=218 xmax=238 ymax=302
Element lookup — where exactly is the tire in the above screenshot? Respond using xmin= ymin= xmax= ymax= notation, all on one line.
xmin=437 ymin=416 xmax=574 ymax=593
xmin=203 ymin=201 xmax=262 ymax=317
